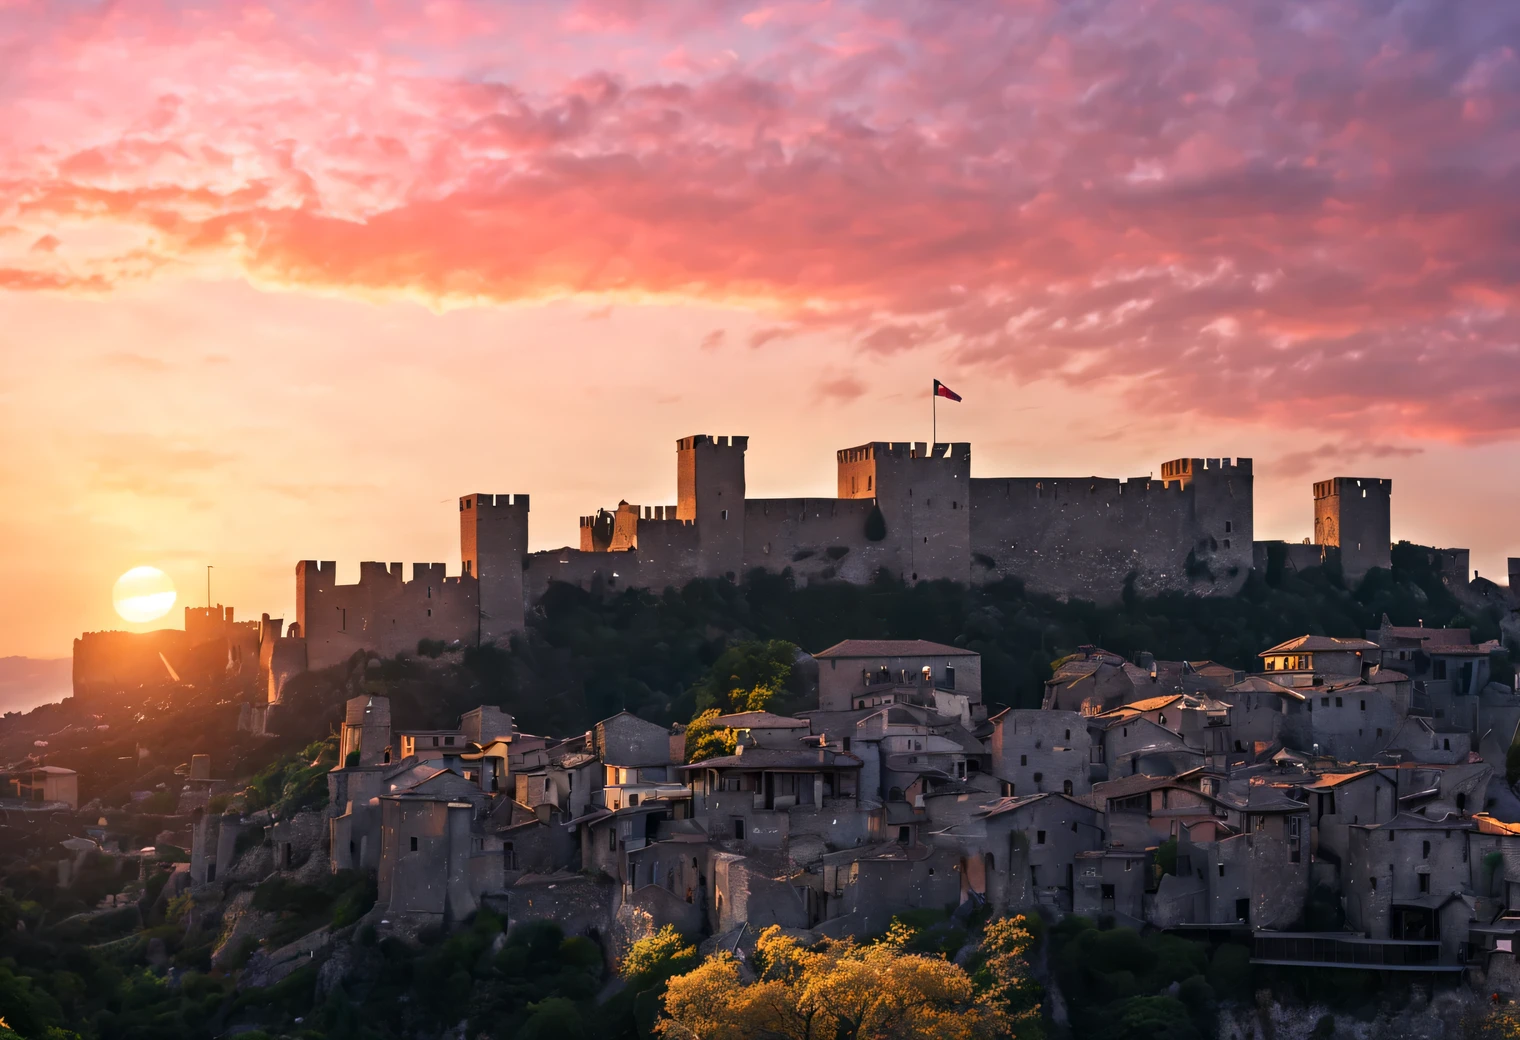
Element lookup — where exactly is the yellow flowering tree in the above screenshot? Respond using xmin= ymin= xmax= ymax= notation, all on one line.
xmin=657 ymin=924 xmax=1024 ymax=1040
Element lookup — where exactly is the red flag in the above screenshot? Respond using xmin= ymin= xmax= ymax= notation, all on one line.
xmin=934 ymin=379 xmax=962 ymax=402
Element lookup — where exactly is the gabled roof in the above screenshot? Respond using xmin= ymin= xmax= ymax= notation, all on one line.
xmin=1226 ymin=676 xmax=1306 ymax=700
xmin=713 ymin=711 xmax=810 ymax=730
xmin=813 ymin=639 xmax=977 ymax=659
xmin=1261 ymin=635 xmax=1379 ymax=656
xmin=1095 ymin=694 xmax=1183 ymax=718
xmin=976 ymin=792 xmax=1096 ymax=819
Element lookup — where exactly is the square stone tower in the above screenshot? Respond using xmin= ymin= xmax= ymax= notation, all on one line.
xmin=1314 ymin=477 xmax=1392 ymax=585
xmin=460 ymin=493 xmax=528 ymax=645
xmin=676 ymin=435 xmax=747 ymax=579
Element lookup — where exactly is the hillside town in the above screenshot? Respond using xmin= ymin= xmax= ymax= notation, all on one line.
xmin=11 ymin=603 xmax=1520 ymax=1010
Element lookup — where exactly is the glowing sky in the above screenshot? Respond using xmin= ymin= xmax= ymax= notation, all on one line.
xmin=3 ymin=0 xmax=1518 ymax=656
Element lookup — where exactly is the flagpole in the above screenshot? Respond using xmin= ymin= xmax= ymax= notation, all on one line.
xmin=932 ymin=382 xmax=937 ymax=446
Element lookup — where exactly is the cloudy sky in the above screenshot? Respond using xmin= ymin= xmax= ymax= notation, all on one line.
xmin=2 ymin=0 xmax=1517 ymax=656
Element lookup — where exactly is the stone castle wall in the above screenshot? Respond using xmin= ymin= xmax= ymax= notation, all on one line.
xmin=297 ymin=561 xmax=480 ymax=671
xmin=280 ymin=435 xmax=1408 ymax=674
xmin=970 ymin=457 xmax=1254 ymax=600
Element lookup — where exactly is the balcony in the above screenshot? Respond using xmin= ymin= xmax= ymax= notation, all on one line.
xmin=1251 ymin=931 xmax=1459 ymax=971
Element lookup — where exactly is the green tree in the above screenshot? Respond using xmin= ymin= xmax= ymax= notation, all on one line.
xmin=683 ymin=710 xmax=738 ymax=763
xmin=692 ymin=639 xmax=798 ymax=715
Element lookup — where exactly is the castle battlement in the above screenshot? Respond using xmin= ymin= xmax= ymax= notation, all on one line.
xmin=837 ymin=441 xmax=972 ymax=463
xmin=677 ymin=434 xmax=749 ymax=451
xmin=461 ymin=493 xmax=529 ymax=511
xmin=289 ymin=432 xmax=1417 ymax=671
xmin=1314 ymin=477 xmax=1390 ymax=499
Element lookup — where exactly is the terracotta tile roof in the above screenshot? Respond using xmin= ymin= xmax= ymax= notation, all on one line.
xmin=1304 ymin=769 xmax=1380 ymax=790
xmin=813 ymin=639 xmax=978 ymax=659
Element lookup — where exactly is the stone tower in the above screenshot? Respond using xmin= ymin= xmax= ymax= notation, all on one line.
xmin=676 ymin=435 xmax=747 ymax=578
xmin=837 ymin=441 xmax=972 ymax=583
xmin=460 ymin=493 xmax=529 ymax=645
xmin=1314 ymin=477 xmax=1392 ymax=585
xmin=1159 ymin=457 xmax=1255 ymax=589
xmin=340 ymin=694 xmax=393 ymax=767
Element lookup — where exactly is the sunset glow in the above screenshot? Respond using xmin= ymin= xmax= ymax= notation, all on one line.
xmin=2 ymin=0 xmax=1518 ymax=655
xmin=111 ymin=566 xmax=177 ymax=624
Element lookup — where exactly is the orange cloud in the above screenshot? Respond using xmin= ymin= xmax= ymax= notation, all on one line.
xmin=1 ymin=0 xmax=1518 ymax=443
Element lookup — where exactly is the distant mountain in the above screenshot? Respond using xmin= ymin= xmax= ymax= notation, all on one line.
xmin=0 ymin=656 xmax=72 ymax=714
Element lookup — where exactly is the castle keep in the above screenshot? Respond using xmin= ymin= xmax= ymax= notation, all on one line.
xmin=289 ymin=434 xmax=1408 ymax=672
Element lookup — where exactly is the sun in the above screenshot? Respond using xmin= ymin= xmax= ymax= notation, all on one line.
xmin=113 ymin=566 xmax=177 ymax=623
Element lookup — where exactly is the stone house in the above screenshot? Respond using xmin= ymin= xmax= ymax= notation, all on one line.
xmin=1260 ymin=635 xmax=1381 ymax=679
xmin=814 ymin=842 xmax=962 ymax=933
xmin=513 ymin=743 xmax=599 ymax=819
xmin=712 ymin=711 xmax=812 ymax=749
xmin=1092 ymin=714 xmax=1198 ymax=782
xmin=934 ymin=793 xmax=1105 ymax=912
xmin=1072 ymin=848 xmax=1149 ymax=925
xmin=813 ymin=639 xmax=982 ymax=714
xmin=594 ymin=711 xmax=678 ymax=779
xmin=1043 ymin=648 xmax=1156 ymax=714
xmin=987 ymin=708 xmax=1093 ymax=797
xmin=1345 ymin=812 xmax=1478 ymax=964
xmin=683 ymin=746 xmax=870 ymax=864
xmin=1301 ymin=768 xmax=1398 ymax=880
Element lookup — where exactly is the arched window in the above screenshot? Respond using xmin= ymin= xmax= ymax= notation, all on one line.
xmin=1063 ymin=780 xmax=1073 ymax=795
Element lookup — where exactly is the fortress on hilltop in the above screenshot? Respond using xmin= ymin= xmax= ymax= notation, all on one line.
xmin=278 ymin=433 xmax=1444 ymax=676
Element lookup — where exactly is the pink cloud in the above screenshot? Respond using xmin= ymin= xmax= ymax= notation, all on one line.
xmin=2 ymin=0 xmax=1519 ymax=441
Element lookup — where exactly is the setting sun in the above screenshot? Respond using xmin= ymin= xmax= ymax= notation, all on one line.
xmin=112 ymin=566 xmax=176 ymax=624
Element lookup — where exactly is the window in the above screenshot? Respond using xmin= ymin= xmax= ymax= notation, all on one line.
xmin=1236 ymin=898 xmax=1249 ymax=921
xmin=1321 ymin=697 xmax=1330 ymax=707
xmin=409 ymin=836 xmax=418 ymax=852
xmin=445 ymin=736 xmax=455 ymax=746
xmin=1065 ymin=729 xmax=1071 ymax=741
xmin=1020 ymin=754 xmax=1028 ymax=767
xmin=1218 ymin=863 xmax=1225 ymax=877
xmin=1063 ymin=780 xmax=1074 ymax=795
xmin=897 ymin=826 xmax=910 ymax=844
xmin=733 ymin=818 xmax=745 ymax=840
xmin=1033 ymin=772 xmax=1043 ymax=783
xmin=1443 ymin=739 xmax=1451 ymax=751
xmin=721 ymin=509 xmax=728 ymax=520
xmin=1360 ymin=700 xmax=1366 ymax=711
xmin=609 ymin=828 xmax=617 ymax=852
xmin=1335 ymin=697 xmax=1343 ymax=708
xmin=1418 ymin=873 xmax=1430 ymax=893
xmin=1225 ymin=521 xmax=1233 ymax=533
xmin=629 ymin=793 xmax=640 ymax=806
xmin=1370 ymin=876 xmax=1377 ymax=890
xmin=1036 ymin=830 xmax=1046 ymax=844
xmin=504 ymin=842 xmax=516 ymax=870
xmin=1422 ymin=840 xmax=1430 ymax=859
